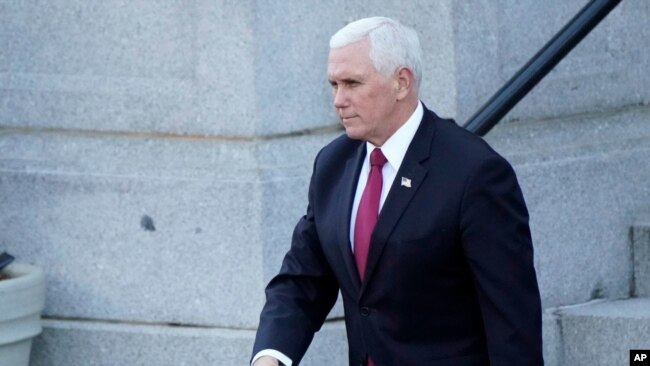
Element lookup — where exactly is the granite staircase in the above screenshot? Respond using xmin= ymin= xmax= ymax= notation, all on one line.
xmin=544 ymin=220 xmax=650 ymax=365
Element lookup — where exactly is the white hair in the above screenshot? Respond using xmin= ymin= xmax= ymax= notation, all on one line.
xmin=329 ymin=17 xmax=422 ymax=90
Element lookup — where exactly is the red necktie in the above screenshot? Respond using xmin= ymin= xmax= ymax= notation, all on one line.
xmin=354 ymin=148 xmax=387 ymax=280
xmin=354 ymin=148 xmax=386 ymax=366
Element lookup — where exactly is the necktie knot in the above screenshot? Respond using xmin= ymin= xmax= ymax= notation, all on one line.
xmin=370 ymin=148 xmax=387 ymax=168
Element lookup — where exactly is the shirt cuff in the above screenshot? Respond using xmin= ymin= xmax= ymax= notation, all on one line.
xmin=251 ymin=349 xmax=293 ymax=366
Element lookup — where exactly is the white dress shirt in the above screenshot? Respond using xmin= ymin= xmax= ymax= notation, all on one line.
xmin=252 ymin=101 xmax=424 ymax=366
xmin=349 ymin=101 xmax=423 ymax=248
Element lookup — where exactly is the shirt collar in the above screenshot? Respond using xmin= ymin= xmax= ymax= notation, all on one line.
xmin=366 ymin=101 xmax=423 ymax=171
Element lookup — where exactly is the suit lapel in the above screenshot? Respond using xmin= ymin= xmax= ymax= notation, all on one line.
xmin=360 ymin=110 xmax=437 ymax=294
xmin=337 ymin=142 xmax=366 ymax=292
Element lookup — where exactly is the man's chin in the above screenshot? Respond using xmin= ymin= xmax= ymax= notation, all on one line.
xmin=343 ymin=129 xmax=365 ymax=141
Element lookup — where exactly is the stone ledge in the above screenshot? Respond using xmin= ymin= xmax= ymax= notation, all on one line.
xmin=632 ymin=220 xmax=650 ymax=297
xmin=552 ymin=298 xmax=650 ymax=366
xmin=32 ymin=318 xmax=348 ymax=366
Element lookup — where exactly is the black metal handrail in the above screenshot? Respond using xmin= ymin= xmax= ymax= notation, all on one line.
xmin=463 ymin=0 xmax=622 ymax=136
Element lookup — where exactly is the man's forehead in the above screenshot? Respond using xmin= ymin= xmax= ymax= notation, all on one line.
xmin=327 ymin=60 xmax=370 ymax=81
xmin=327 ymin=40 xmax=373 ymax=77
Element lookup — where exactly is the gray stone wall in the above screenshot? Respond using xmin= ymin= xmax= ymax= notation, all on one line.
xmin=0 ymin=0 xmax=648 ymax=365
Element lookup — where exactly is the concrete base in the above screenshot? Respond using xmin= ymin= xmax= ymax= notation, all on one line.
xmin=31 ymin=318 xmax=348 ymax=366
xmin=548 ymin=298 xmax=650 ymax=366
xmin=632 ymin=220 xmax=650 ymax=297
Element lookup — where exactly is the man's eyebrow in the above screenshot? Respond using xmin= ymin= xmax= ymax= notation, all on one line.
xmin=329 ymin=76 xmax=363 ymax=84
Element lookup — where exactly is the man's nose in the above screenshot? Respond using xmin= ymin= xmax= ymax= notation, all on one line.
xmin=333 ymin=88 xmax=348 ymax=108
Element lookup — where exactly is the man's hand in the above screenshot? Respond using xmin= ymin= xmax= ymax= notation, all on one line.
xmin=252 ymin=356 xmax=279 ymax=366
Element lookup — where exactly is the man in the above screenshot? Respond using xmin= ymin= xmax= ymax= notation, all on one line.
xmin=252 ymin=17 xmax=543 ymax=366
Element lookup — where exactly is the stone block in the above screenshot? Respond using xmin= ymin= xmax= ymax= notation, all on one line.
xmin=1 ymin=1 xmax=647 ymax=137
xmin=556 ymin=298 xmax=650 ymax=366
xmin=0 ymin=0 xmax=460 ymax=137
xmin=31 ymin=318 xmax=347 ymax=366
xmin=485 ymin=106 xmax=650 ymax=308
xmin=452 ymin=0 xmax=501 ymax=124
xmin=632 ymin=218 xmax=650 ymax=297
xmin=252 ymin=1 xmax=342 ymax=136
xmin=194 ymin=0 xmax=258 ymax=136
xmin=0 ymin=128 xmax=347 ymax=327
xmin=0 ymin=169 xmax=265 ymax=328
xmin=255 ymin=131 xmax=346 ymax=318
xmin=542 ymin=309 xmax=563 ymax=366
xmin=0 ymin=1 xmax=257 ymax=136
xmin=0 ymin=131 xmax=262 ymax=328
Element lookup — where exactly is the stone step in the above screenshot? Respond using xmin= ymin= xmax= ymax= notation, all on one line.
xmin=31 ymin=318 xmax=347 ymax=366
xmin=632 ymin=219 xmax=650 ymax=297
xmin=551 ymin=298 xmax=650 ymax=366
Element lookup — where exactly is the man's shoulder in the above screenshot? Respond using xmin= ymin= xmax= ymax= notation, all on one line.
xmin=425 ymin=109 xmax=510 ymax=169
xmin=430 ymin=112 xmax=491 ymax=151
xmin=316 ymin=133 xmax=363 ymax=163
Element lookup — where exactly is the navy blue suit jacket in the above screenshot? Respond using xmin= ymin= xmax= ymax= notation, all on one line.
xmin=253 ymin=107 xmax=543 ymax=365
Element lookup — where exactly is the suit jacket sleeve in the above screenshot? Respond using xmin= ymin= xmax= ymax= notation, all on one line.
xmin=251 ymin=151 xmax=339 ymax=365
xmin=460 ymin=154 xmax=543 ymax=365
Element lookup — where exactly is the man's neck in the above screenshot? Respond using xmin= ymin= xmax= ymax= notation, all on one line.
xmin=373 ymin=97 xmax=419 ymax=147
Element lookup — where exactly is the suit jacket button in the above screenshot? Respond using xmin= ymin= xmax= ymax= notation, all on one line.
xmin=360 ymin=306 xmax=370 ymax=317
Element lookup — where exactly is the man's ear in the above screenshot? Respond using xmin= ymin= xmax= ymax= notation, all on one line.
xmin=394 ymin=66 xmax=414 ymax=101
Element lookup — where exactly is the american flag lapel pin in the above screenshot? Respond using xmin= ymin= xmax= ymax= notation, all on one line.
xmin=401 ymin=177 xmax=412 ymax=188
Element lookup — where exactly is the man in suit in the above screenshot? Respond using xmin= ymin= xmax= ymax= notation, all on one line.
xmin=252 ymin=17 xmax=543 ymax=366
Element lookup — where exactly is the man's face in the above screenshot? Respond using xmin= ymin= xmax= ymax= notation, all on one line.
xmin=327 ymin=39 xmax=400 ymax=146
